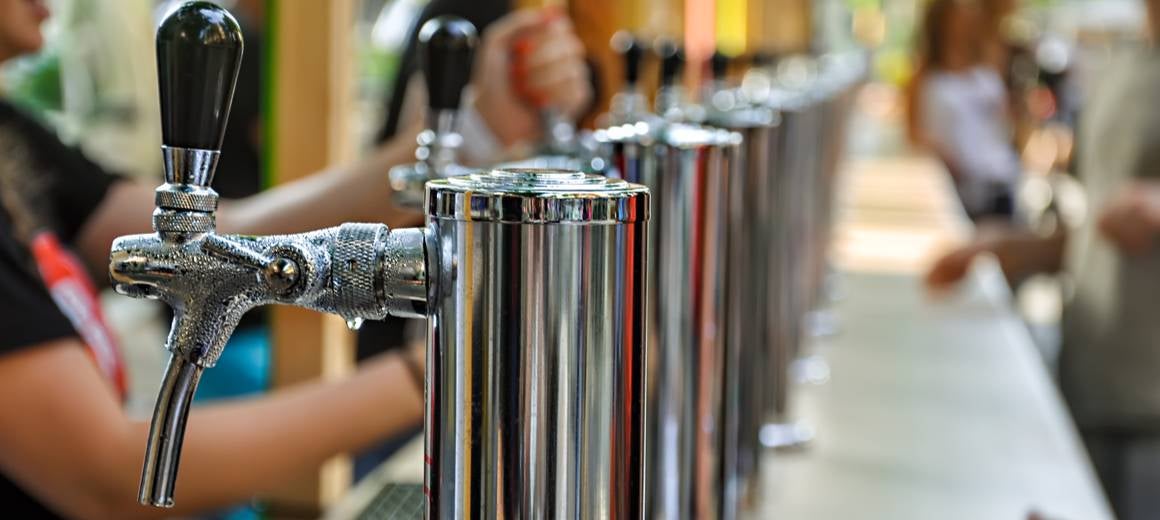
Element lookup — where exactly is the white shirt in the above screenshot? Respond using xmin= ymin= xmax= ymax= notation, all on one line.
xmin=920 ymin=66 xmax=1022 ymax=214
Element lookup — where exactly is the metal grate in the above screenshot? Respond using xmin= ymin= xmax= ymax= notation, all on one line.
xmin=355 ymin=483 xmax=424 ymax=520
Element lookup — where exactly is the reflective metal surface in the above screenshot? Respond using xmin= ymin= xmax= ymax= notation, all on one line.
xmin=763 ymin=91 xmax=815 ymax=444
xmin=114 ymin=222 xmax=426 ymax=507
xmin=118 ymin=166 xmax=651 ymax=513
xmin=422 ymin=169 xmax=650 ymax=518
xmin=389 ymin=109 xmax=471 ymax=209
xmin=596 ymin=121 xmax=741 ymax=520
xmin=161 ymin=146 xmax=220 ymax=186
xmin=703 ymin=104 xmax=780 ymax=516
xmin=759 ymin=68 xmax=863 ymax=447
xmin=138 ymin=356 xmax=201 ymax=507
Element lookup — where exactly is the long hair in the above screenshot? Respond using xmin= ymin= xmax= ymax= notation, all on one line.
xmin=906 ymin=0 xmax=974 ymax=146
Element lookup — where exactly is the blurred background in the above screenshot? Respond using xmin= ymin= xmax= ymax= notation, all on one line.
xmin=4 ymin=0 xmax=1160 ymax=518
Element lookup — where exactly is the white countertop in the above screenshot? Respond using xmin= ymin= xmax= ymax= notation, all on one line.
xmin=757 ymin=155 xmax=1111 ymax=520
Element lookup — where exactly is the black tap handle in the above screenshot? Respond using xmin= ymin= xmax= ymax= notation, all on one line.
xmin=657 ymin=39 xmax=684 ymax=87
xmin=420 ymin=16 xmax=478 ymax=112
xmin=156 ymin=1 xmax=244 ymax=151
xmin=711 ymin=50 xmax=730 ymax=82
xmin=611 ymin=31 xmax=643 ymax=86
xmin=751 ymin=50 xmax=775 ymax=68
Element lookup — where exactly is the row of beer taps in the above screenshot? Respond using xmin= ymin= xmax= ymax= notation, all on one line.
xmin=110 ymin=2 xmax=866 ymax=517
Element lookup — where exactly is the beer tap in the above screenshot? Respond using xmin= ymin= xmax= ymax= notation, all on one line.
xmin=703 ymin=50 xmax=740 ymax=112
xmin=388 ymin=16 xmax=477 ymax=208
xmin=607 ymin=31 xmax=647 ymax=125
xmin=112 ymin=4 xmax=652 ymax=515
xmin=116 ymin=3 xmax=426 ymax=507
xmin=654 ymin=39 xmax=687 ymax=121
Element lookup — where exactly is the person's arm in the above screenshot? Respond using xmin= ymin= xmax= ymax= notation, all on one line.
xmin=74 ymin=9 xmax=591 ymax=274
xmin=988 ymin=226 xmax=1067 ymax=281
xmin=925 ymin=224 xmax=1066 ymax=289
xmin=73 ymin=117 xmax=426 ymax=272
xmin=1095 ymin=180 xmax=1160 ymax=255
xmin=0 ymin=339 xmax=423 ymax=519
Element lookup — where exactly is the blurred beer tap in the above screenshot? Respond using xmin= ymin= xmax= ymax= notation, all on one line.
xmin=607 ymin=31 xmax=648 ymax=125
xmin=739 ymin=51 xmax=777 ymax=106
xmin=388 ymin=16 xmax=477 ymax=208
xmin=654 ymin=38 xmax=689 ymax=121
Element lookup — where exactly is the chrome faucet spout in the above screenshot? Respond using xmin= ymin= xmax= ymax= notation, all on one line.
xmin=114 ymin=223 xmax=425 ymax=507
xmin=138 ymin=355 xmax=202 ymax=507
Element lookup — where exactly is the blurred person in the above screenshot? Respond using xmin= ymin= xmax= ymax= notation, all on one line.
xmin=377 ymin=2 xmax=593 ymax=161
xmin=0 ymin=0 xmax=583 ymax=517
xmin=926 ymin=0 xmax=1160 ymax=515
xmin=979 ymin=0 xmax=1019 ymax=74
xmin=907 ymin=0 xmax=1024 ymax=222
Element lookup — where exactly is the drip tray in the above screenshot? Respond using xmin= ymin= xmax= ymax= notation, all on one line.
xmin=355 ymin=483 xmax=423 ymax=520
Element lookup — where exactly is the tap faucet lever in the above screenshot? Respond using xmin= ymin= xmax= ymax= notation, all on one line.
xmin=390 ymin=16 xmax=478 ymax=207
xmin=611 ymin=31 xmax=643 ymax=89
xmin=654 ymin=39 xmax=688 ymax=119
xmin=421 ymin=16 xmax=477 ymax=115
xmin=156 ymin=1 xmax=243 ymax=187
xmin=711 ymin=50 xmax=730 ymax=84
xmin=658 ymin=39 xmax=684 ymax=89
xmin=608 ymin=31 xmax=647 ymax=124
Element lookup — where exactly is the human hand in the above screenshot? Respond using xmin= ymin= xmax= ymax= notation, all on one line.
xmin=509 ymin=10 xmax=591 ymax=119
xmin=471 ymin=8 xmax=591 ymax=147
xmin=1097 ymin=182 xmax=1160 ymax=255
xmin=925 ymin=244 xmax=985 ymax=290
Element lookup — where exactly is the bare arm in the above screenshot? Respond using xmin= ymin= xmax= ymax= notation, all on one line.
xmin=73 ymin=8 xmax=594 ymax=273
xmin=0 ymin=339 xmax=423 ymax=519
xmin=74 ymin=119 xmax=425 ymax=273
xmin=988 ymin=227 xmax=1067 ymax=280
xmin=926 ymin=224 xmax=1066 ymax=290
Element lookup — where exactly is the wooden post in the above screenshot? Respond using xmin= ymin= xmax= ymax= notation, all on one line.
xmin=263 ymin=0 xmax=357 ymax=515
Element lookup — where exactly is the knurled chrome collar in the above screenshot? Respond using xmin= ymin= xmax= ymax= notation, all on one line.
xmin=427 ymin=168 xmax=649 ymax=224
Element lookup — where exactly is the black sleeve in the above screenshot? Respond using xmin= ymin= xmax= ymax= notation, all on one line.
xmin=0 ymin=103 xmax=122 ymax=243
xmin=29 ymin=124 xmax=122 ymax=243
xmin=0 ymin=224 xmax=76 ymax=353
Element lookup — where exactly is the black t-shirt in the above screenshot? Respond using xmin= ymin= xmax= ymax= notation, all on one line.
xmin=0 ymin=100 xmax=121 ymax=517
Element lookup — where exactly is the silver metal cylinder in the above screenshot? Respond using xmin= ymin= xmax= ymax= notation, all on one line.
xmin=774 ymin=95 xmax=812 ymax=422
xmin=756 ymin=91 xmax=819 ymax=447
xmin=138 ymin=355 xmax=201 ymax=507
xmin=595 ymin=122 xmax=741 ymax=520
xmin=703 ymin=106 xmax=780 ymax=516
xmin=422 ymin=168 xmax=650 ymax=519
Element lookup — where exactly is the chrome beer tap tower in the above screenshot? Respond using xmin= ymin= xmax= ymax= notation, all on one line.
xmin=112 ymin=4 xmax=650 ymax=517
xmin=698 ymin=55 xmax=785 ymax=511
xmin=593 ymin=36 xmax=745 ymax=520
xmin=646 ymin=45 xmax=867 ymax=516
